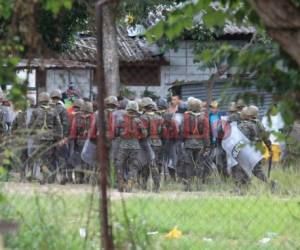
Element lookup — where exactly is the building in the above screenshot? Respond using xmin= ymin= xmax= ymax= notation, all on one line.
xmin=14 ymin=26 xmax=167 ymax=102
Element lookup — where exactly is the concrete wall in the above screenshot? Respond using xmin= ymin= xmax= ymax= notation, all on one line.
xmin=126 ymin=40 xmax=247 ymax=98
xmin=127 ymin=41 xmax=217 ymax=98
xmin=46 ymin=69 xmax=92 ymax=98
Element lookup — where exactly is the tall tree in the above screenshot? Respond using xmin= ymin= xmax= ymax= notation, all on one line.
xmin=145 ymin=0 xmax=300 ymax=122
xmin=102 ymin=3 xmax=120 ymax=96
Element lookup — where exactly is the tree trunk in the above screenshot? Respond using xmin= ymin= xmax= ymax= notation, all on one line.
xmin=102 ymin=4 xmax=120 ymax=96
xmin=248 ymin=0 xmax=300 ymax=67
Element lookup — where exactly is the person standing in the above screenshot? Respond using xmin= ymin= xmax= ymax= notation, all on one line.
xmin=28 ymin=92 xmax=63 ymax=184
xmin=140 ymin=98 xmax=163 ymax=192
xmin=50 ymin=89 xmax=70 ymax=184
xmin=114 ymin=101 xmax=147 ymax=192
xmin=182 ymin=98 xmax=210 ymax=191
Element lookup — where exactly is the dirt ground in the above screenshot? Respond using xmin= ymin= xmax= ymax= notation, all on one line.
xmin=2 ymin=182 xmax=233 ymax=200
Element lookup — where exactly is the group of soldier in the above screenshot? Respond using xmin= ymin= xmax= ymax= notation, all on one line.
xmin=0 ymin=89 xmax=275 ymax=192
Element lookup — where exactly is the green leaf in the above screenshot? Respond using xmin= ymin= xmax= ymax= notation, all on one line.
xmin=201 ymin=49 xmax=213 ymax=62
xmin=45 ymin=0 xmax=72 ymax=15
xmin=0 ymin=1 xmax=12 ymax=19
xmin=203 ymin=9 xmax=226 ymax=27
xmin=146 ymin=21 xmax=164 ymax=42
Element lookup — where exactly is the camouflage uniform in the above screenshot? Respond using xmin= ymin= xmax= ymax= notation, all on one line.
xmin=182 ymin=98 xmax=210 ymax=191
xmin=29 ymin=92 xmax=63 ymax=183
xmin=160 ymin=107 xmax=179 ymax=181
xmin=50 ymin=89 xmax=70 ymax=184
xmin=114 ymin=101 xmax=147 ymax=192
xmin=227 ymin=102 xmax=240 ymax=123
xmin=156 ymin=98 xmax=172 ymax=179
xmin=140 ymin=99 xmax=163 ymax=192
xmin=237 ymin=106 xmax=269 ymax=184
xmin=66 ymin=99 xmax=84 ymax=182
xmin=69 ymin=101 xmax=94 ymax=183
xmin=11 ymin=109 xmax=29 ymax=179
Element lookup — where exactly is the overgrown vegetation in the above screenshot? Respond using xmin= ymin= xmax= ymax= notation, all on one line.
xmin=0 ymin=166 xmax=300 ymax=249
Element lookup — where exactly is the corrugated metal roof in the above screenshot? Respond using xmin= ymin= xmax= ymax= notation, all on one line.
xmin=139 ymin=3 xmax=256 ymax=36
xmin=62 ymin=27 xmax=164 ymax=64
xmin=17 ymin=58 xmax=95 ymax=69
xmin=17 ymin=27 xmax=165 ymax=68
xmin=180 ymin=81 xmax=273 ymax=117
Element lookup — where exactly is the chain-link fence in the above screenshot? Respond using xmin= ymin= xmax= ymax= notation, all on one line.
xmin=0 ymin=2 xmax=300 ymax=250
xmin=1 ymin=63 xmax=300 ymax=250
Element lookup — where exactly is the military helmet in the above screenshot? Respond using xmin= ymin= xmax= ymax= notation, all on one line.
xmin=73 ymin=98 xmax=84 ymax=109
xmin=38 ymin=92 xmax=50 ymax=103
xmin=248 ymin=105 xmax=259 ymax=118
xmin=126 ymin=101 xmax=139 ymax=112
xmin=236 ymin=99 xmax=246 ymax=109
xmin=152 ymin=102 xmax=158 ymax=111
xmin=156 ymin=98 xmax=168 ymax=110
xmin=119 ymin=98 xmax=129 ymax=110
xmin=81 ymin=101 xmax=93 ymax=113
xmin=141 ymin=97 xmax=154 ymax=108
xmin=177 ymin=102 xmax=188 ymax=113
xmin=228 ymin=102 xmax=238 ymax=112
xmin=187 ymin=97 xmax=201 ymax=112
xmin=104 ymin=96 xmax=118 ymax=106
xmin=50 ymin=89 xmax=62 ymax=99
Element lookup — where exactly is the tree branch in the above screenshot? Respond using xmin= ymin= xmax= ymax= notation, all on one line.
xmin=248 ymin=0 xmax=300 ymax=67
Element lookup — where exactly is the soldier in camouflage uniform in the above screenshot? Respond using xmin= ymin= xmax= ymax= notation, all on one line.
xmin=247 ymin=105 xmax=272 ymax=182
xmin=156 ymin=98 xmax=174 ymax=180
xmin=229 ymin=107 xmax=248 ymax=186
xmin=81 ymin=101 xmax=95 ymax=182
xmin=28 ymin=92 xmax=63 ymax=184
xmin=114 ymin=101 xmax=147 ymax=192
xmin=66 ymin=99 xmax=84 ymax=182
xmin=227 ymin=102 xmax=240 ymax=123
xmin=11 ymin=102 xmax=30 ymax=180
xmin=182 ymin=98 xmax=210 ymax=191
xmin=236 ymin=99 xmax=246 ymax=121
xmin=50 ymin=89 xmax=70 ymax=184
xmin=140 ymin=98 xmax=163 ymax=192
xmin=69 ymin=100 xmax=93 ymax=183
xmin=236 ymin=106 xmax=271 ymax=184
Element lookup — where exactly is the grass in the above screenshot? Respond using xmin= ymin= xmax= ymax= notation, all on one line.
xmin=0 ymin=166 xmax=300 ymax=249
xmin=113 ymin=195 xmax=300 ymax=250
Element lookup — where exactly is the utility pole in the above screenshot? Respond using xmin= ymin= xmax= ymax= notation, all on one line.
xmin=95 ymin=1 xmax=114 ymax=249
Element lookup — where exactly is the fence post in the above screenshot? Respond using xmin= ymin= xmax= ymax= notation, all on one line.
xmin=95 ymin=1 xmax=114 ymax=249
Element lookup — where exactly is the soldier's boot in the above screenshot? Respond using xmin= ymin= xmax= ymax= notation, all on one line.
xmin=168 ymin=168 xmax=176 ymax=182
xmin=117 ymin=182 xmax=124 ymax=192
xmin=270 ymin=180 xmax=278 ymax=193
xmin=140 ymin=166 xmax=149 ymax=190
xmin=141 ymin=177 xmax=148 ymax=190
xmin=19 ymin=166 xmax=26 ymax=183
xmin=126 ymin=180 xmax=135 ymax=193
xmin=182 ymin=178 xmax=192 ymax=192
xmin=153 ymin=181 xmax=160 ymax=193
xmin=151 ymin=168 xmax=160 ymax=193
xmin=40 ymin=165 xmax=51 ymax=184
xmin=117 ymin=168 xmax=125 ymax=192
xmin=117 ymin=180 xmax=125 ymax=192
